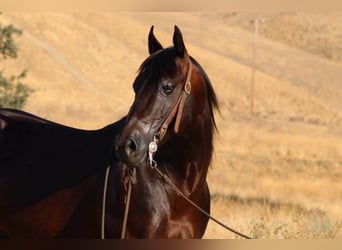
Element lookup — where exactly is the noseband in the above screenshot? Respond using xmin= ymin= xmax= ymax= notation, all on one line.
xmin=149 ymin=58 xmax=192 ymax=165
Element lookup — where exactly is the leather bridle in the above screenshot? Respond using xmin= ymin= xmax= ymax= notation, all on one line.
xmin=158 ymin=58 xmax=192 ymax=141
xmin=101 ymin=56 xmax=251 ymax=239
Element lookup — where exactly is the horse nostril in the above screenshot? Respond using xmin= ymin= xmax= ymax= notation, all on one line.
xmin=125 ymin=137 xmax=138 ymax=156
xmin=118 ymin=135 xmax=147 ymax=166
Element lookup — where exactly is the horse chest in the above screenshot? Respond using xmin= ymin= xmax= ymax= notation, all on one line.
xmin=124 ymin=187 xmax=198 ymax=238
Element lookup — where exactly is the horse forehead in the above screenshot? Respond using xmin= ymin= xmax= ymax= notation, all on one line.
xmin=148 ymin=50 xmax=183 ymax=77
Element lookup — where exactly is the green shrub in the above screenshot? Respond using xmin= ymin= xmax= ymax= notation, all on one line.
xmin=0 ymin=19 xmax=33 ymax=109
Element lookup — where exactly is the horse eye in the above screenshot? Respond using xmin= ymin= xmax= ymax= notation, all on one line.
xmin=161 ymin=82 xmax=175 ymax=94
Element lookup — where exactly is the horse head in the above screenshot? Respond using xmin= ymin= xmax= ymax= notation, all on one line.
xmin=115 ymin=25 xmax=218 ymax=169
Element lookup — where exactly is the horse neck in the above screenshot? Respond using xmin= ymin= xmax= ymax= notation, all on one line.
xmin=157 ymin=110 xmax=214 ymax=194
xmin=184 ymin=114 xmax=213 ymax=174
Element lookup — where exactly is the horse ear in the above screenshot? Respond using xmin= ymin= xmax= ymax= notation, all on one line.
xmin=173 ymin=25 xmax=188 ymax=58
xmin=148 ymin=25 xmax=163 ymax=54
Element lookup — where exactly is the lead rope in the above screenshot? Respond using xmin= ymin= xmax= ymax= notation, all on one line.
xmin=101 ymin=165 xmax=111 ymax=239
xmin=120 ymin=168 xmax=135 ymax=239
xmin=148 ymin=139 xmax=252 ymax=239
xmin=101 ymin=165 xmax=135 ymax=239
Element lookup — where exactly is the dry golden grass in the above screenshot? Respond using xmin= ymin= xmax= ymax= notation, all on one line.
xmin=206 ymin=117 xmax=342 ymax=238
xmin=1 ymin=12 xmax=341 ymax=238
xmin=216 ymin=12 xmax=342 ymax=63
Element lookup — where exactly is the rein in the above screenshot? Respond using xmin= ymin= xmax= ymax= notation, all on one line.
xmin=148 ymin=134 xmax=252 ymax=239
xmin=148 ymin=154 xmax=252 ymax=239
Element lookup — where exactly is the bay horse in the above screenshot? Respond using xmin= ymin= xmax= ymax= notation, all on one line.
xmin=109 ymin=26 xmax=218 ymax=238
xmin=0 ymin=25 xmax=218 ymax=238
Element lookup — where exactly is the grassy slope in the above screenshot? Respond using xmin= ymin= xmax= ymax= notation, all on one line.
xmin=1 ymin=12 xmax=341 ymax=238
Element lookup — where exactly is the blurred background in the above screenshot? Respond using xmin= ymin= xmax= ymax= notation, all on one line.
xmin=1 ymin=12 xmax=341 ymax=238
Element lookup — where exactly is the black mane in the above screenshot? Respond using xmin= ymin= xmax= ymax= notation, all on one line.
xmin=190 ymin=56 xmax=219 ymax=132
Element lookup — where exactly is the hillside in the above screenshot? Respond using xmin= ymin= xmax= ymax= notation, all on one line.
xmin=1 ymin=12 xmax=341 ymax=238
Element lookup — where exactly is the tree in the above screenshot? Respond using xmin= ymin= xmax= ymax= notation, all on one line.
xmin=0 ymin=17 xmax=33 ymax=109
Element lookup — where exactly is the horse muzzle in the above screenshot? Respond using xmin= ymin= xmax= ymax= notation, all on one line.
xmin=114 ymin=132 xmax=149 ymax=167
